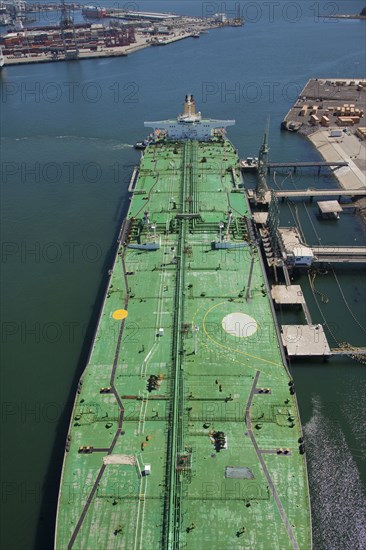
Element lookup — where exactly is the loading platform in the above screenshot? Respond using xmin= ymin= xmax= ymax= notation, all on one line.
xmin=271 ymin=285 xmax=313 ymax=325
xmin=259 ymin=224 xmax=364 ymax=360
xmin=271 ymin=225 xmax=366 ymax=267
xmin=281 ymin=327 xmax=366 ymax=359
xmin=281 ymin=324 xmax=332 ymax=357
xmin=271 ymin=284 xmax=366 ymax=359
xmin=271 ymin=282 xmax=332 ymax=358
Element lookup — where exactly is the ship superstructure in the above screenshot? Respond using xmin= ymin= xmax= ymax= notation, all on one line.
xmin=55 ymin=96 xmax=311 ymax=549
xmin=145 ymin=94 xmax=235 ymax=141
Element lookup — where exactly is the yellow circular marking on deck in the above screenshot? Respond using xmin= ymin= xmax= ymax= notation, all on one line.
xmin=112 ymin=309 xmax=128 ymax=320
xmin=202 ymin=302 xmax=282 ymax=368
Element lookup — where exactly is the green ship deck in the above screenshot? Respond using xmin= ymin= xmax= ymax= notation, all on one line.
xmin=55 ymin=137 xmax=311 ymax=549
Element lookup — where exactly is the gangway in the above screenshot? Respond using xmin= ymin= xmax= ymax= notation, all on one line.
xmin=312 ymin=246 xmax=366 ymax=264
xmin=275 ymin=189 xmax=366 ymax=200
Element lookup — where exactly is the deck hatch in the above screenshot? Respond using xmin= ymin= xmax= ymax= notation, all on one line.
xmin=225 ymin=466 xmax=254 ymax=479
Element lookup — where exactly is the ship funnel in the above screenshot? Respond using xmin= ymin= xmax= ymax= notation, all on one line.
xmin=184 ymin=94 xmax=196 ymax=117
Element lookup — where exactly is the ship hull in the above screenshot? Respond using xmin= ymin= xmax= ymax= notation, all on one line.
xmin=55 ymin=135 xmax=311 ymax=549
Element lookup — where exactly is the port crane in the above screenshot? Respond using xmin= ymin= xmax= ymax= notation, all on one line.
xmin=60 ymin=0 xmax=78 ymax=59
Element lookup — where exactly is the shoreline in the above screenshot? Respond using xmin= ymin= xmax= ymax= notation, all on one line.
xmin=2 ymin=36 xmax=177 ymax=66
xmin=282 ymin=77 xmax=366 ymax=192
xmin=305 ymin=128 xmax=366 ymax=224
xmin=1 ymin=23 xmax=225 ymax=67
xmin=306 ymin=130 xmax=366 ymax=190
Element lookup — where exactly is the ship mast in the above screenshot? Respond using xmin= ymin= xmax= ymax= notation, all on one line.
xmin=256 ymin=118 xmax=270 ymax=201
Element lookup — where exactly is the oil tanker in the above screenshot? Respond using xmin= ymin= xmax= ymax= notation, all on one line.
xmin=55 ymin=95 xmax=312 ymax=549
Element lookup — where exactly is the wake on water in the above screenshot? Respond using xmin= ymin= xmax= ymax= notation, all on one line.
xmin=6 ymin=135 xmax=134 ymax=149
xmin=304 ymin=396 xmax=366 ymax=550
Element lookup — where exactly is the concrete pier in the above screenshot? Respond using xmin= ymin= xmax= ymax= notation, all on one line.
xmin=271 ymin=285 xmax=305 ymax=305
xmin=281 ymin=78 xmax=366 ymax=193
xmin=308 ymin=130 xmax=366 ymax=190
xmin=281 ymin=324 xmax=332 ymax=357
xmin=271 ymin=285 xmax=313 ymax=325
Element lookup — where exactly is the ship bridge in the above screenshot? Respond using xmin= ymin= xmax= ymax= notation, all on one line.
xmin=144 ymin=94 xmax=235 ymax=141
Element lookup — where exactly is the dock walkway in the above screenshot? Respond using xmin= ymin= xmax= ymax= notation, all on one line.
xmin=275 ymin=189 xmax=366 ymax=200
xmin=268 ymin=161 xmax=348 ymax=171
xmin=312 ymin=246 xmax=366 ymax=263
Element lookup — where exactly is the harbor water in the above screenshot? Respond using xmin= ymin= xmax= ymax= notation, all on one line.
xmin=1 ymin=1 xmax=365 ymax=548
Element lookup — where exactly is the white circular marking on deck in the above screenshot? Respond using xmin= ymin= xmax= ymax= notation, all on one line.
xmin=222 ymin=313 xmax=258 ymax=338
